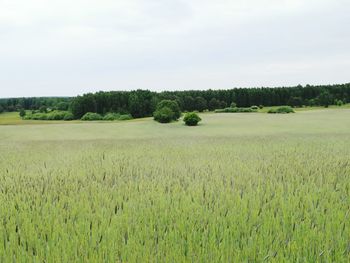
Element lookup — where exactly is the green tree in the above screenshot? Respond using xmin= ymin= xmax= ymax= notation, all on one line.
xmin=57 ymin=102 xmax=69 ymax=111
xmin=317 ymin=91 xmax=333 ymax=107
xmin=195 ymin=97 xmax=207 ymax=112
xmin=19 ymin=109 xmax=26 ymax=118
xmin=39 ymin=106 xmax=47 ymax=113
xmin=208 ymin=98 xmax=220 ymax=111
xmin=287 ymin=97 xmax=303 ymax=107
xmin=183 ymin=96 xmax=195 ymax=111
xmin=153 ymin=107 xmax=174 ymax=123
xmin=155 ymin=100 xmax=181 ymax=120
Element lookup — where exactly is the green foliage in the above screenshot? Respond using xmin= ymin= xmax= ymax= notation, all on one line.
xmin=194 ymin=97 xmax=207 ymax=112
xmin=24 ymin=111 xmax=74 ymax=121
xmin=317 ymin=91 xmax=334 ymax=107
xmin=103 ymin=113 xmax=121 ymax=121
xmin=230 ymin=102 xmax=237 ymax=108
xmin=0 ymin=105 xmax=3 ymax=113
xmin=183 ymin=112 xmax=201 ymax=126
xmin=208 ymin=98 xmax=220 ymax=111
xmin=259 ymin=105 xmax=264 ymax=109
xmin=57 ymin=102 xmax=69 ymax=111
xmin=19 ymin=109 xmax=26 ymax=118
xmin=215 ymin=107 xmax=256 ymax=113
xmin=63 ymin=112 xmax=74 ymax=121
xmin=39 ymin=106 xmax=47 ymax=113
xmin=3 ymin=83 xmax=350 ymax=119
xmin=336 ymin=99 xmax=344 ymax=106
xmin=118 ymin=114 xmax=133 ymax=121
xmin=268 ymin=106 xmax=295 ymax=114
xmin=250 ymin=105 xmax=259 ymax=110
xmin=81 ymin=112 xmax=103 ymax=121
xmin=24 ymin=113 xmax=48 ymax=120
xmin=47 ymin=111 xmax=67 ymax=120
xmin=153 ymin=107 xmax=174 ymax=123
xmin=287 ymin=96 xmax=303 ymax=107
xmin=183 ymin=96 xmax=195 ymax=111
xmin=156 ymin=100 xmax=181 ymax=120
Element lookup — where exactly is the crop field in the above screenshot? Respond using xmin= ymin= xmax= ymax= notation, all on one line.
xmin=0 ymin=109 xmax=350 ymax=262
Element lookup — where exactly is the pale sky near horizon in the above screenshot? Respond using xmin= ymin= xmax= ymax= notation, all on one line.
xmin=0 ymin=0 xmax=349 ymax=98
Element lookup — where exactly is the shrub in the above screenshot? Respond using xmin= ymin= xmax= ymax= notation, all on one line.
xmin=39 ymin=106 xmax=47 ymax=113
xmin=183 ymin=112 xmax=201 ymax=126
xmin=251 ymin=105 xmax=259 ymax=110
xmin=230 ymin=102 xmax=237 ymax=108
xmin=153 ymin=107 xmax=174 ymax=123
xmin=63 ymin=112 xmax=74 ymax=121
xmin=336 ymin=100 xmax=344 ymax=106
xmin=19 ymin=109 xmax=26 ymax=118
xmin=118 ymin=114 xmax=133 ymax=121
xmin=23 ymin=111 xmax=75 ymax=120
xmin=31 ymin=113 xmax=48 ymax=120
xmin=47 ymin=111 xmax=67 ymax=120
xmin=81 ymin=112 xmax=103 ymax=121
xmin=268 ymin=106 xmax=295 ymax=114
xmin=259 ymin=105 xmax=264 ymax=109
xmin=215 ymin=107 xmax=256 ymax=113
xmin=155 ymin=100 xmax=181 ymax=120
xmin=103 ymin=113 xmax=121 ymax=121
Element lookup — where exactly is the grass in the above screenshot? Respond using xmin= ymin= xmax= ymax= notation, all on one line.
xmin=0 ymin=110 xmax=350 ymax=262
xmin=0 ymin=112 xmax=79 ymax=125
xmin=258 ymin=103 xmax=350 ymax=113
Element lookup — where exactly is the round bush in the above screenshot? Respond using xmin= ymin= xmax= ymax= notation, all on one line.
xmin=103 ymin=113 xmax=120 ymax=121
xmin=47 ymin=111 xmax=67 ymax=120
xmin=153 ymin=107 xmax=174 ymax=123
xmin=230 ymin=102 xmax=237 ymax=108
xmin=268 ymin=106 xmax=294 ymax=114
xmin=81 ymin=112 xmax=103 ymax=121
xmin=63 ymin=112 xmax=74 ymax=121
xmin=183 ymin=112 xmax=201 ymax=126
xmin=251 ymin=105 xmax=259 ymax=110
xmin=118 ymin=114 xmax=133 ymax=121
xmin=155 ymin=100 xmax=181 ymax=120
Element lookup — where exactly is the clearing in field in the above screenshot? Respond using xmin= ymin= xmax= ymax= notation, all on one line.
xmin=0 ymin=110 xmax=350 ymax=262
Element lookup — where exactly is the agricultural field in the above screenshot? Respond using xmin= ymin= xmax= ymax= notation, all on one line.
xmin=0 ymin=109 xmax=350 ymax=262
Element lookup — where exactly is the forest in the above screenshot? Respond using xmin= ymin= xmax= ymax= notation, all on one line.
xmin=1 ymin=83 xmax=349 ymax=119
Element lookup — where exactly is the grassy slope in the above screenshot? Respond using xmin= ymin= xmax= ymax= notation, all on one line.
xmin=0 ymin=110 xmax=350 ymax=262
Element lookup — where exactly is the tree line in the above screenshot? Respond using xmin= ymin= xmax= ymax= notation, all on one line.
xmin=1 ymin=83 xmax=349 ymax=118
xmin=0 ymin=97 xmax=71 ymax=113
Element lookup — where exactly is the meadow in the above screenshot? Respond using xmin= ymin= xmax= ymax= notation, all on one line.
xmin=0 ymin=109 xmax=350 ymax=262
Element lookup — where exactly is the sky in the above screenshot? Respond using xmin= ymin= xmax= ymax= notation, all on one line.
xmin=0 ymin=0 xmax=349 ymax=98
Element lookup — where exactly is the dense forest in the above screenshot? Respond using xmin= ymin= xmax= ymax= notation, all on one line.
xmin=1 ymin=83 xmax=349 ymax=118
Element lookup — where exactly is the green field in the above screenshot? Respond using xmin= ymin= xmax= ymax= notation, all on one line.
xmin=1 ymin=110 xmax=350 ymax=262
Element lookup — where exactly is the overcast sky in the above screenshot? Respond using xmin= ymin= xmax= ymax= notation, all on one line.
xmin=1 ymin=0 xmax=349 ymax=98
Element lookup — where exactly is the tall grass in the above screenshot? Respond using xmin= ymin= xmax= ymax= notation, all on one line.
xmin=0 ymin=111 xmax=350 ymax=262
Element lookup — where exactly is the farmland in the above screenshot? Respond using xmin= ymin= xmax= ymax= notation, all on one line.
xmin=0 ymin=109 xmax=350 ymax=262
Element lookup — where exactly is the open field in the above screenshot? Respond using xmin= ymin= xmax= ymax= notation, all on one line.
xmin=1 ymin=110 xmax=350 ymax=262
xmin=1 ymin=103 xmax=350 ymax=125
